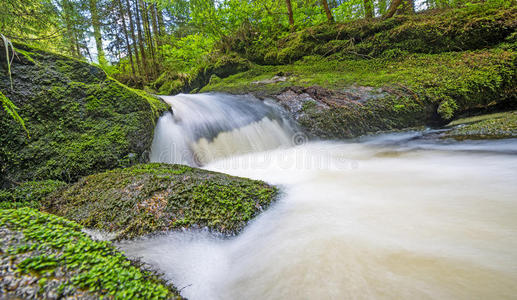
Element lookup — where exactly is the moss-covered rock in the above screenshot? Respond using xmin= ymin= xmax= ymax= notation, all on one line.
xmin=43 ymin=163 xmax=278 ymax=240
xmin=201 ymin=48 xmax=515 ymax=137
xmin=0 ymin=43 xmax=169 ymax=186
xmin=0 ymin=207 xmax=181 ymax=299
xmin=0 ymin=180 xmax=67 ymax=209
xmin=227 ymin=5 xmax=517 ymax=64
xmin=192 ymin=5 xmax=516 ymax=138
xmin=444 ymin=110 xmax=517 ymax=140
xmin=150 ymin=53 xmax=251 ymax=95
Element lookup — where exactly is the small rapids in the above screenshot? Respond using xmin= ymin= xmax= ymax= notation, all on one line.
xmin=150 ymin=93 xmax=296 ymax=165
xmin=122 ymin=93 xmax=517 ymax=299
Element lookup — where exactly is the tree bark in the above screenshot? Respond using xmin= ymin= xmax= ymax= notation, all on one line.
xmin=88 ymin=0 xmax=105 ymax=64
xmin=134 ymin=0 xmax=148 ymax=80
xmin=117 ymin=0 xmax=135 ymax=77
xmin=321 ymin=0 xmax=334 ymax=22
xmin=125 ymin=0 xmax=141 ymax=76
xmin=285 ymin=0 xmax=294 ymax=28
xmin=140 ymin=0 xmax=156 ymax=77
xmin=157 ymin=8 xmax=165 ymax=36
xmin=150 ymin=3 xmax=160 ymax=46
xmin=364 ymin=0 xmax=374 ymax=19
xmin=383 ymin=0 xmax=403 ymax=18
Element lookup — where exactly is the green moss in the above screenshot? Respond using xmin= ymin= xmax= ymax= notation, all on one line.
xmin=44 ymin=163 xmax=278 ymax=239
xmin=0 ymin=180 xmax=66 ymax=209
xmin=203 ymin=49 xmax=515 ymax=120
xmin=445 ymin=110 xmax=517 ymax=139
xmin=0 ymin=207 xmax=180 ymax=299
xmin=1 ymin=44 xmax=169 ymax=185
xmin=229 ymin=5 xmax=516 ymax=65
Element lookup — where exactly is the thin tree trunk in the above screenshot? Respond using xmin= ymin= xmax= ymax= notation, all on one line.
xmin=150 ymin=3 xmax=160 ymax=46
xmin=285 ymin=0 xmax=295 ymax=28
xmin=89 ymin=0 xmax=105 ymax=64
xmin=126 ymin=0 xmax=141 ymax=77
xmin=157 ymin=8 xmax=165 ymax=36
xmin=117 ymin=0 xmax=135 ymax=77
xmin=383 ymin=0 xmax=403 ymax=18
xmin=62 ymin=0 xmax=76 ymax=56
xmin=364 ymin=0 xmax=374 ymax=18
xmin=140 ymin=0 xmax=156 ymax=78
xmin=134 ymin=0 xmax=148 ymax=80
xmin=321 ymin=0 xmax=334 ymax=22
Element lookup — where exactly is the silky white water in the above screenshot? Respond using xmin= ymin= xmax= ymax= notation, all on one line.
xmin=150 ymin=93 xmax=295 ymax=165
xmin=123 ymin=94 xmax=517 ymax=299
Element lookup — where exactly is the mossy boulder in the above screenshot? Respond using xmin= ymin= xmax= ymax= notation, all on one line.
xmin=227 ymin=5 xmax=517 ymax=64
xmin=275 ymin=86 xmax=431 ymax=138
xmin=150 ymin=53 xmax=251 ymax=95
xmin=43 ymin=163 xmax=278 ymax=240
xmin=443 ymin=110 xmax=517 ymax=140
xmin=0 ymin=43 xmax=169 ymax=186
xmin=0 ymin=180 xmax=67 ymax=209
xmin=0 ymin=208 xmax=181 ymax=299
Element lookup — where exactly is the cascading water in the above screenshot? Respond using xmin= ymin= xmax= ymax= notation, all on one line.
xmin=121 ymin=93 xmax=517 ymax=299
xmin=149 ymin=93 xmax=296 ymax=166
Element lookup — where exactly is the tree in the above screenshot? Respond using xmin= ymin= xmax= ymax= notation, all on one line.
xmin=383 ymin=0 xmax=414 ymax=18
xmin=126 ymin=0 xmax=141 ymax=77
xmin=285 ymin=0 xmax=295 ymax=28
xmin=321 ymin=0 xmax=334 ymax=22
xmin=134 ymin=0 xmax=148 ymax=80
xmin=88 ymin=0 xmax=106 ymax=64
xmin=116 ymin=0 xmax=135 ymax=77
xmin=384 ymin=0 xmax=403 ymax=18
xmin=364 ymin=0 xmax=374 ymax=19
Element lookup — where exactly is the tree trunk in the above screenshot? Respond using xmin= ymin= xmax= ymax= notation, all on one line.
xmin=364 ymin=0 xmax=374 ymax=18
xmin=117 ymin=0 xmax=135 ymax=77
xmin=88 ymin=0 xmax=105 ymax=64
xmin=285 ymin=0 xmax=295 ymax=28
xmin=157 ymin=8 xmax=165 ymax=36
xmin=140 ymin=0 xmax=156 ymax=78
xmin=126 ymin=0 xmax=141 ymax=77
xmin=321 ymin=0 xmax=334 ymax=22
xmin=383 ymin=0 xmax=403 ymax=18
xmin=150 ymin=3 xmax=160 ymax=46
xmin=134 ymin=0 xmax=148 ymax=80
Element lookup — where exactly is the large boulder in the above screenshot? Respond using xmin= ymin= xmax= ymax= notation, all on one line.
xmin=0 ymin=43 xmax=169 ymax=186
xmin=43 ymin=163 xmax=278 ymax=240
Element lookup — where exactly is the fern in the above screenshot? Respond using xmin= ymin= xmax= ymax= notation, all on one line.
xmin=1 ymin=34 xmax=29 ymax=136
xmin=0 ymin=91 xmax=27 ymax=133
xmin=1 ymin=34 xmax=14 ymax=90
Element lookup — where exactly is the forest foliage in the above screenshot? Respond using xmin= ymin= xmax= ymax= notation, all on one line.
xmin=1 ymin=0 xmax=514 ymax=91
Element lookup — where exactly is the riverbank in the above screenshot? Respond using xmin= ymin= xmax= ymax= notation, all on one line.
xmin=151 ymin=5 xmax=516 ymax=139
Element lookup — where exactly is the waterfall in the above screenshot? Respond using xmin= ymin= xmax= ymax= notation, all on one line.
xmin=150 ymin=93 xmax=296 ymax=166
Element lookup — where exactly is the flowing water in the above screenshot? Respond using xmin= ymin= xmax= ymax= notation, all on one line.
xmin=121 ymin=93 xmax=517 ymax=299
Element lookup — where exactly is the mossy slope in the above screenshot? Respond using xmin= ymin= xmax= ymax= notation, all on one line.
xmin=0 ymin=180 xmax=67 ymax=209
xmin=0 ymin=43 xmax=169 ymax=186
xmin=0 ymin=208 xmax=180 ymax=299
xmin=44 ymin=163 xmax=278 ymax=240
xmin=444 ymin=110 xmax=517 ymax=139
xmin=194 ymin=5 xmax=517 ymax=138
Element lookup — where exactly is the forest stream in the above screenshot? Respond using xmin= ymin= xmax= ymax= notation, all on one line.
xmin=118 ymin=93 xmax=517 ymax=300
